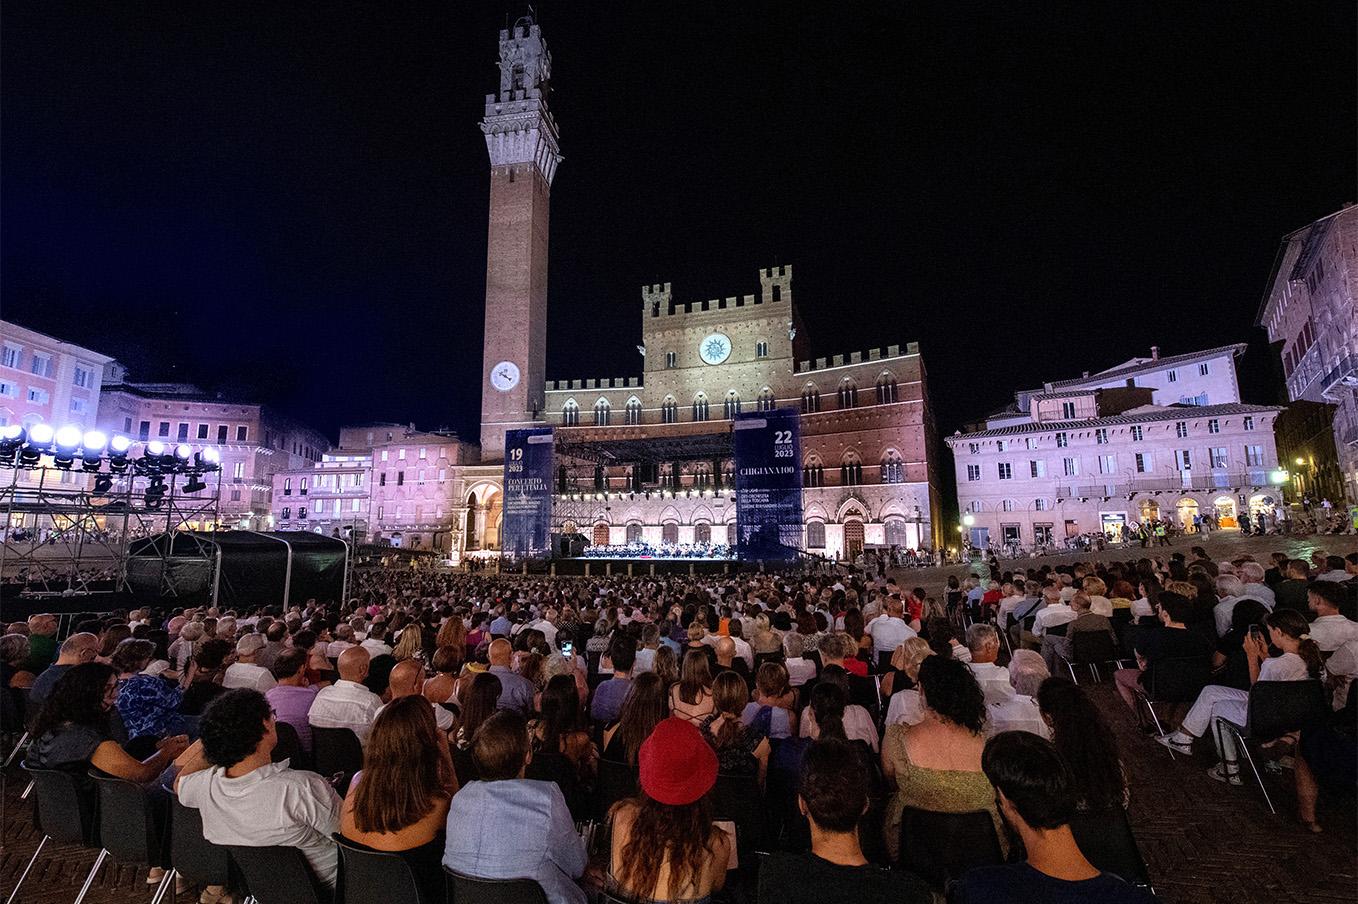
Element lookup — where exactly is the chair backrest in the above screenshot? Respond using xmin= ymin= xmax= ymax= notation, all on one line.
xmin=312 ymin=726 xmax=365 ymax=787
xmin=1144 ymin=654 xmax=1210 ymax=703
xmin=273 ymin=719 xmax=312 ymax=771
xmin=1247 ymin=680 xmax=1328 ymax=741
xmin=1072 ymin=630 xmax=1119 ymax=662
xmin=1068 ymin=807 xmax=1150 ymax=886
xmin=167 ymin=792 xmax=230 ymax=887
xmin=710 ymin=772 xmax=770 ymax=853
xmin=90 ymin=771 xmax=166 ymax=868
xmin=334 ymin=834 xmax=422 ymax=904
xmin=593 ymin=757 xmax=639 ymax=824
xmin=227 ymin=843 xmax=324 ymax=904
xmin=898 ymin=807 xmax=1003 ymax=890
xmin=23 ymin=764 xmax=98 ymax=846
xmin=1046 ymin=621 xmax=1069 ymax=638
xmin=444 ymin=867 xmax=550 ymax=904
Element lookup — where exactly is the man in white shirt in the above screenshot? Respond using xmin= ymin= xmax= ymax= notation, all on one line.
xmin=997 ymin=583 xmax=1028 ymax=627
xmin=359 ymin=623 xmax=393 ymax=659
xmin=1308 ymin=582 xmax=1358 ymax=651
xmin=525 ymin=608 xmax=559 ymax=648
xmin=866 ymin=598 xmax=916 ymax=666
xmin=1237 ymin=562 xmax=1276 ymax=608
xmin=1314 ymin=554 xmax=1351 ymax=583
xmin=176 ymin=688 xmax=342 ymax=887
xmin=986 ymin=650 xmax=1049 ymax=739
xmin=325 ymin=624 xmax=358 ymax=660
xmin=1057 ymin=574 xmax=1077 ymax=603
xmin=223 ymin=634 xmax=278 ymax=693
xmin=1213 ymin=574 xmax=1271 ymax=637
xmin=378 ymin=660 xmax=455 ymax=733
xmin=726 ymin=621 xmax=755 ymax=669
xmin=308 ymin=646 xmax=382 ymax=746
xmin=1025 ymin=587 xmax=1074 ymax=648
xmin=965 ymin=624 xmax=1014 ymax=705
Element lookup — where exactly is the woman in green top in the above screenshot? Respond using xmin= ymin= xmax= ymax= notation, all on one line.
xmin=881 ymin=655 xmax=1004 ymax=862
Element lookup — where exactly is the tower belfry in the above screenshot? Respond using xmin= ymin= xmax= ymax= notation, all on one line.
xmin=478 ymin=16 xmax=561 ymax=461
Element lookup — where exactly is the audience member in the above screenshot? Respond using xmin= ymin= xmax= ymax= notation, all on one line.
xmin=266 ymin=647 xmax=321 ymax=752
xmin=308 ymin=646 xmax=383 ymax=746
xmin=223 ymin=634 xmax=278 ymax=692
xmin=602 ymin=670 xmax=667 ymax=764
xmin=1036 ymin=676 xmax=1127 ymax=810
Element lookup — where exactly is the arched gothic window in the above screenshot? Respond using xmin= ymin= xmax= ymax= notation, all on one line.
xmin=625 ymin=397 xmax=642 ymax=425
xmin=562 ymin=399 xmax=579 ymax=427
xmin=758 ymin=388 xmax=775 ymax=412
xmin=876 ymin=372 xmax=898 ymax=405
xmin=838 ymin=379 xmax=858 ymax=409
xmin=661 ymin=397 xmax=678 ymax=424
xmin=840 ymin=452 xmax=863 ymax=486
xmin=806 ymin=521 xmax=826 ymax=548
xmin=692 ymin=393 xmax=709 ymax=422
xmin=803 ymin=455 xmax=825 ymax=488
xmin=801 ymin=384 xmax=821 ymax=413
xmin=593 ymin=398 xmax=611 ymax=426
xmin=880 ymin=450 xmax=905 ymax=484
xmin=724 ymin=391 xmax=741 ymax=419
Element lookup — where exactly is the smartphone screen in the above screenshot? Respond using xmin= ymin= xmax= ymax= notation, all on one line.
xmin=561 ymin=641 xmax=574 ymax=656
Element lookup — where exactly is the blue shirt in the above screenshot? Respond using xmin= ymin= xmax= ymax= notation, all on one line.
xmin=590 ymin=677 xmax=632 ymax=723
xmin=28 ymin=662 xmax=72 ymax=711
xmin=443 ymin=779 xmax=586 ymax=904
xmin=490 ymin=616 xmax=512 ymax=636
xmin=489 ymin=665 xmax=537 ymax=715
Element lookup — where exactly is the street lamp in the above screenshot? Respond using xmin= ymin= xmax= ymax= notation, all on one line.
xmin=962 ymin=514 xmax=975 ymax=527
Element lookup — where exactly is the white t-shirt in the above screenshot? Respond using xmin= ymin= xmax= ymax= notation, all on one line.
xmin=799 ymin=704 xmax=880 ymax=752
xmin=1309 ymin=614 xmax=1358 ymax=652
xmin=866 ymin=615 xmax=916 ymax=654
xmin=178 ymin=763 xmax=341 ymax=887
xmin=1259 ymin=651 xmax=1310 ymax=682
xmin=223 ymin=662 xmax=277 ymax=693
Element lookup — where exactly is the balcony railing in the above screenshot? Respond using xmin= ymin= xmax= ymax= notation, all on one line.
xmin=1320 ymin=351 xmax=1358 ymax=401
xmin=1056 ymin=471 xmax=1273 ymax=497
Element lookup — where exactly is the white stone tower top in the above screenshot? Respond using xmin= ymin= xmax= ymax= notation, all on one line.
xmin=481 ymin=17 xmax=561 ymax=185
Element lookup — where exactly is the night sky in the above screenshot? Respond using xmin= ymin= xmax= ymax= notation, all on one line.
xmin=4 ymin=1 xmax=1354 ymax=445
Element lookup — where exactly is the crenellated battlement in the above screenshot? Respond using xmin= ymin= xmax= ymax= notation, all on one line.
xmin=644 ymin=266 xmax=792 ymax=319
xmin=546 ymin=376 xmax=643 ymax=393
xmin=796 ymin=342 xmax=919 ymax=372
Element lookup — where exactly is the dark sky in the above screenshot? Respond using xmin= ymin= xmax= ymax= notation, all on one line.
xmin=4 ymin=1 xmax=1354 ymax=444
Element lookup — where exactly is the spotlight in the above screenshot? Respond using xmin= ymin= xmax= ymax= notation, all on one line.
xmin=146 ymin=440 xmax=166 ymax=456
xmin=175 ymin=443 xmax=192 ymax=463
xmin=93 ymin=474 xmax=114 ymax=495
xmin=183 ymin=475 xmax=207 ymax=494
xmin=108 ymin=435 xmax=132 ymax=473
xmin=24 ymin=423 xmax=55 ymax=464
xmin=0 ymin=424 xmax=23 ymax=462
xmin=197 ymin=447 xmax=221 ymax=471
xmin=144 ymin=476 xmax=167 ymax=509
xmin=81 ymin=430 xmax=108 ymax=471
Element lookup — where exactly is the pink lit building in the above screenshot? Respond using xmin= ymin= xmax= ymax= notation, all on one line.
xmin=947 ymin=346 xmax=1284 ymax=550
xmin=96 ymin=378 xmax=329 ymax=529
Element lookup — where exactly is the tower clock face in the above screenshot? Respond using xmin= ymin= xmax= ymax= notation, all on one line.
xmin=698 ymin=333 xmax=732 ymax=366
xmin=490 ymin=361 xmax=520 ymax=392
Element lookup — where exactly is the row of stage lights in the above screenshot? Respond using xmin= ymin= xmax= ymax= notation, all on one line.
xmin=0 ymin=423 xmax=221 ymax=506
xmin=562 ymin=488 xmax=733 ymax=502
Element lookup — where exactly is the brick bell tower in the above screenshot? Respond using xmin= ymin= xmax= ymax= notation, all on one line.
xmin=478 ymin=16 xmax=560 ymax=461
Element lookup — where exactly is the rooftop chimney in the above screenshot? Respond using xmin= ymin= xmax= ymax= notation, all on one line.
xmin=1081 ymin=371 xmax=1090 ymax=378
xmin=1151 ymin=346 xmax=1160 ymax=360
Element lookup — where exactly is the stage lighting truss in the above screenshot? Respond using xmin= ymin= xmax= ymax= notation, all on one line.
xmin=0 ymin=422 xmax=222 ymax=481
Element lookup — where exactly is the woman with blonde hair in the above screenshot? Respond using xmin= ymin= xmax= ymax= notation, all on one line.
xmin=391 ymin=624 xmax=425 ymax=663
xmin=882 ymin=636 xmax=934 ymax=722
xmin=435 ymin=615 xmax=467 ymax=658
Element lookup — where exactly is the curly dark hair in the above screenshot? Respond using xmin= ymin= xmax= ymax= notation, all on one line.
xmin=30 ymin=662 xmax=116 ymax=741
xmin=917 ymin=655 xmax=985 ymax=734
xmin=199 ymin=688 xmax=272 ymax=768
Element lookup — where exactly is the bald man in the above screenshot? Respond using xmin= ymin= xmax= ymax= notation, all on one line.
xmin=308 ymin=645 xmax=382 ymax=746
xmin=487 ymin=638 xmax=536 ymax=715
xmin=28 ymin=632 xmax=100 ymax=709
xmin=379 ymin=660 xmax=455 ymax=732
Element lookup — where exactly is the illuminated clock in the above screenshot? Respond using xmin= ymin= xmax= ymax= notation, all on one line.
xmin=698 ymin=333 xmax=732 ymax=366
xmin=490 ymin=361 xmax=520 ymax=392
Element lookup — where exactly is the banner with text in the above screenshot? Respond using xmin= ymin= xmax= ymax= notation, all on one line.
xmin=734 ymin=409 xmax=803 ymax=561
xmin=502 ymin=427 xmax=555 ymax=560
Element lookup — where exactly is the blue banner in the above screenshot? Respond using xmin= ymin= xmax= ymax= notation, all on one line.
xmin=502 ymin=427 xmax=554 ymax=560
xmin=734 ymin=409 xmax=803 ymax=561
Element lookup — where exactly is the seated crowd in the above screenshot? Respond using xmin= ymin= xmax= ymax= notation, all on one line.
xmin=6 ymin=546 xmax=1355 ymax=902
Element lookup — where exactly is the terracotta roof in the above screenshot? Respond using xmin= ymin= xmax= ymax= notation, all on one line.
xmin=1042 ymin=344 xmax=1247 ymax=390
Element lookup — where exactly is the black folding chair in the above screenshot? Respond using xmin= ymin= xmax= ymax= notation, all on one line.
xmin=334 ymin=834 xmax=424 ymax=904
xmin=1134 ymin=654 xmax=1210 ymax=758
xmin=273 ymin=719 xmax=312 ymax=771
xmin=312 ymin=726 xmax=364 ymax=789
xmin=1069 ymin=807 xmax=1153 ymax=892
xmin=710 ymin=772 xmax=770 ymax=857
xmin=897 ymin=806 xmax=1004 ymax=891
xmin=227 ymin=843 xmax=328 ymax=904
xmin=593 ymin=757 xmax=639 ymax=824
xmin=443 ymin=867 xmax=549 ymax=904
xmin=165 ymin=787 xmax=232 ymax=896
xmin=1062 ymin=631 xmax=1122 ymax=683
xmin=90 ymin=770 xmax=174 ymax=903
xmin=8 ymin=765 xmax=103 ymax=904
xmin=1214 ymin=679 xmax=1329 ymax=814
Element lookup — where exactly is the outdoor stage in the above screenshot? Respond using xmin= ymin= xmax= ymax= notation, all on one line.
xmin=549 ymin=556 xmax=739 ymax=576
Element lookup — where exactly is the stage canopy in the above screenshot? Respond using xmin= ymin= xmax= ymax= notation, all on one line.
xmin=126 ymin=530 xmax=347 ymax=608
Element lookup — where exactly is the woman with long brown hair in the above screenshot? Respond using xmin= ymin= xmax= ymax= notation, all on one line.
xmin=602 ymin=671 xmax=668 ymax=764
xmin=435 ymin=614 xmax=467 ymax=659
xmin=669 ymin=649 xmax=715 ymax=724
xmin=700 ymin=671 xmax=770 ymax=786
xmin=608 ymin=718 xmax=729 ymax=903
xmin=341 ymin=695 xmax=456 ymax=904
